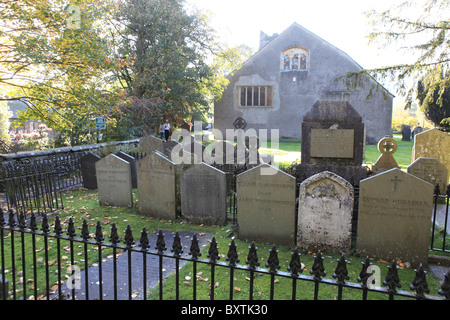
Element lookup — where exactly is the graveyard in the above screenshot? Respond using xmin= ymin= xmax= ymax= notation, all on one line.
xmin=0 ymin=116 xmax=449 ymax=300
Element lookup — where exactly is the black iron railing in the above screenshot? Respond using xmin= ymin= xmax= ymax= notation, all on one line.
xmin=0 ymin=209 xmax=448 ymax=301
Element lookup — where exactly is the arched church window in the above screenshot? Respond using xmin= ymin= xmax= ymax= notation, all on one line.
xmin=281 ymin=47 xmax=309 ymax=71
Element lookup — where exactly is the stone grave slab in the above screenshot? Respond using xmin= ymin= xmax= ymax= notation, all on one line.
xmin=407 ymin=157 xmax=448 ymax=191
xmin=297 ymin=171 xmax=354 ymax=253
xmin=356 ymin=168 xmax=434 ymax=267
xmin=139 ymin=135 xmax=163 ymax=155
xmin=95 ymin=154 xmax=133 ymax=207
xmin=236 ymin=164 xmax=296 ymax=246
xmin=413 ymin=129 xmax=450 ymax=184
xmin=116 ymin=151 xmax=137 ymax=188
xmin=137 ymin=151 xmax=177 ymax=219
xmin=180 ymin=163 xmax=227 ymax=225
xmin=80 ymin=152 xmax=101 ymax=189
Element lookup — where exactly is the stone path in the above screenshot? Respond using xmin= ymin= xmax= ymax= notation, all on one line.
xmin=51 ymin=230 xmax=211 ymax=300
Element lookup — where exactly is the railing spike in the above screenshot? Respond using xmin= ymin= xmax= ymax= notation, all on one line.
xmin=383 ymin=260 xmax=402 ymax=292
xmin=0 ymin=208 xmax=5 ymax=226
xmin=54 ymin=216 xmax=62 ymax=236
xmin=171 ymin=232 xmax=183 ymax=257
xmin=310 ymin=251 xmax=326 ymax=280
xmin=95 ymin=221 xmax=104 ymax=244
xmin=110 ymin=223 xmax=119 ymax=245
xmin=207 ymin=236 xmax=220 ymax=263
xmin=18 ymin=210 xmax=26 ymax=230
xmin=124 ymin=224 xmax=134 ymax=247
xmin=81 ymin=219 xmax=90 ymax=241
xmin=246 ymin=242 xmax=259 ymax=270
xmin=357 ymin=257 xmax=372 ymax=287
xmin=30 ymin=212 xmax=38 ymax=232
xmin=333 ymin=254 xmax=349 ymax=284
xmin=226 ymin=238 xmax=239 ymax=266
xmin=41 ymin=213 xmax=50 ymax=234
xmin=189 ymin=234 xmax=201 ymax=260
xmin=67 ymin=217 xmax=76 ymax=238
xmin=266 ymin=244 xmax=280 ymax=273
xmin=8 ymin=208 xmax=15 ymax=227
xmin=410 ymin=263 xmax=430 ymax=298
xmin=139 ymin=227 xmax=150 ymax=250
xmin=156 ymin=229 xmax=166 ymax=253
xmin=288 ymin=247 xmax=303 ymax=276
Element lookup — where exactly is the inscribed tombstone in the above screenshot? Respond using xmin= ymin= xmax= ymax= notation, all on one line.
xmin=297 ymin=171 xmax=354 ymax=253
xmin=116 ymin=151 xmax=138 ymax=188
xmin=180 ymin=163 xmax=227 ymax=225
xmin=236 ymin=164 xmax=296 ymax=246
xmin=407 ymin=157 xmax=448 ymax=191
xmin=356 ymin=168 xmax=434 ymax=266
xmin=96 ymin=154 xmax=133 ymax=207
xmin=137 ymin=151 xmax=177 ymax=219
xmin=413 ymin=129 xmax=450 ymax=183
xmin=80 ymin=152 xmax=101 ymax=189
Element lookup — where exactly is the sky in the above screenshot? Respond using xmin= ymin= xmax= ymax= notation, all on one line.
xmin=185 ymin=0 xmax=427 ymax=97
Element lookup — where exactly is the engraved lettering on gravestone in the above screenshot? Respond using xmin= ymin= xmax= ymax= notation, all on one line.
xmin=310 ymin=129 xmax=354 ymax=158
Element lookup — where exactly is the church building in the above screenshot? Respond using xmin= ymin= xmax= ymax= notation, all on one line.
xmin=213 ymin=23 xmax=393 ymax=145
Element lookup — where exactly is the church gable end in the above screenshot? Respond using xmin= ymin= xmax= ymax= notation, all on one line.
xmin=214 ymin=23 xmax=393 ymax=145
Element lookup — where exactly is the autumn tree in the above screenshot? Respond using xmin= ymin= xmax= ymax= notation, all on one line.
xmin=0 ymin=0 xmax=119 ymax=145
xmin=110 ymin=0 xmax=225 ymax=133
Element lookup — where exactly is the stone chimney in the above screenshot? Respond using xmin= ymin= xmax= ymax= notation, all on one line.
xmin=259 ymin=31 xmax=278 ymax=50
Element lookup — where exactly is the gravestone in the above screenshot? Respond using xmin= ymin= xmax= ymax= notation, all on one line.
xmin=139 ymin=135 xmax=162 ymax=155
xmin=407 ymin=157 xmax=448 ymax=191
xmin=80 ymin=152 xmax=101 ymax=189
xmin=96 ymin=154 xmax=133 ymax=207
xmin=161 ymin=140 xmax=182 ymax=160
xmin=116 ymin=151 xmax=137 ymax=188
xmin=296 ymin=100 xmax=367 ymax=185
xmin=413 ymin=129 xmax=450 ymax=183
xmin=236 ymin=163 xmax=296 ymax=245
xmin=137 ymin=151 xmax=177 ymax=219
xmin=180 ymin=163 xmax=227 ymax=225
xmin=297 ymin=171 xmax=354 ymax=253
xmin=372 ymin=137 xmax=400 ymax=173
xmin=356 ymin=168 xmax=434 ymax=266
xmin=401 ymin=124 xmax=411 ymax=141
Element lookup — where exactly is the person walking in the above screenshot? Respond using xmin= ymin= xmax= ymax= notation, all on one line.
xmin=159 ymin=122 xmax=165 ymax=140
xmin=163 ymin=119 xmax=171 ymax=142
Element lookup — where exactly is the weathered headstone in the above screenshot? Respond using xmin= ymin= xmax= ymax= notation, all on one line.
xmin=161 ymin=139 xmax=182 ymax=160
xmin=401 ymin=124 xmax=411 ymax=141
xmin=297 ymin=171 xmax=354 ymax=253
xmin=137 ymin=151 xmax=177 ymax=219
xmin=180 ymin=163 xmax=227 ymax=225
xmin=236 ymin=163 xmax=296 ymax=245
xmin=372 ymin=137 xmax=400 ymax=173
xmin=296 ymin=100 xmax=367 ymax=185
xmin=139 ymin=135 xmax=162 ymax=155
xmin=356 ymin=168 xmax=434 ymax=266
xmin=116 ymin=151 xmax=137 ymax=188
xmin=413 ymin=129 xmax=450 ymax=183
xmin=96 ymin=154 xmax=133 ymax=207
xmin=407 ymin=157 xmax=448 ymax=191
xmin=80 ymin=152 xmax=101 ymax=189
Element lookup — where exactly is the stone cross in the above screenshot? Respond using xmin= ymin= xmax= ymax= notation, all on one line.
xmin=391 ymin=175 xmax=402 ymax=191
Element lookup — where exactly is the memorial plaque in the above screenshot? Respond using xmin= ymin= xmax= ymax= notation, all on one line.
xmin=407 ymin=157 xmax=448 ymax=191
xmin=356 ymin=168 xmax=434 ymax=266
xmin=116 ymin=151 xmax=138 ymax=188
xmin=96 ymin=154 xmax=133 ymax=207
xmin=180 ymin=163 xmax=227 ymax=225
xmin=80 ymin=152 xmax=101 ymax=189
xmin=236 ymin=164 xmax=296 ymax=245
xmin=297 ymin=171 xmax=354 ymax=253
xmin=310 ymin=129 xmax=354 ymax=158
xmin=137 ymin=151 xmax=177 ymax=219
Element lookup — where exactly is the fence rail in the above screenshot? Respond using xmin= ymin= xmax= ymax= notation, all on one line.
xmin=0 ymin=209 xmax=448 ymax=301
